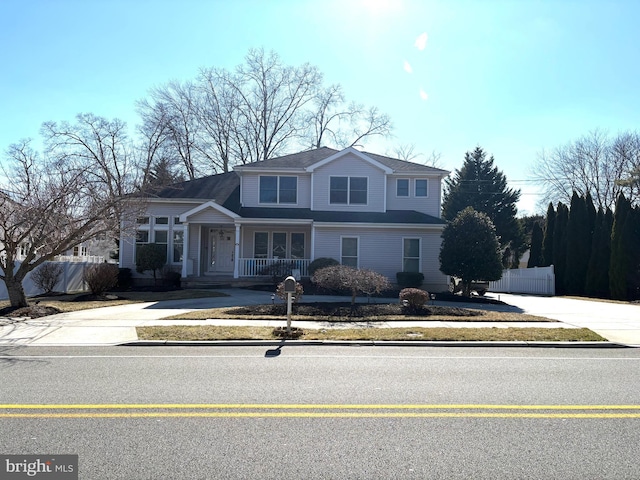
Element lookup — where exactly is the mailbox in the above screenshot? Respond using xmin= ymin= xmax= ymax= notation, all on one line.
xmin=284 ymin=276 xmax=297 ymax=293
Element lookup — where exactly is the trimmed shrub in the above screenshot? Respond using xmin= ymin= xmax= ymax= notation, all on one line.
xmin=259 ymin=260 xmax=296 ymax=284
xmin=117 ymin=268 xmax=133 ymax=290
xmin=399 ymin=288 xmax=429 ymax=310
xmin=31 ymin=262 xmax=64 ymax=294
xmin=83 ymin=263 xmax=119 ymax=296
xmin=136 ymin=243 xmax=167 ymax=284
xmin=308 ymin=257 xmax=339 ymax=277
xmin=161 ymin=266 xmax=182 ymax=288
xmin=276 ymin=280 xmax=304 ymax=303
xmin=396 ymin=271 xmax=424 ymax=288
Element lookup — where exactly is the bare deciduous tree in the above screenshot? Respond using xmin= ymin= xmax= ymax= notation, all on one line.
xmin=308 ymin=85 xmax=392 ymax=149
xmin=532 ymin=130 xmax=640 ymax=210
xmin=137 ymin=48 xmax=394 ymax=177
xmin=388 ymin=144 xmax=443 ymax=167
xmin=0 ymin=116 xmax=142 ymax=308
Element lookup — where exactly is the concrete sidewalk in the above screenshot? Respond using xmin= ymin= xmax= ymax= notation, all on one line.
xmin=0 ymin=289 xmax=637 ymax=347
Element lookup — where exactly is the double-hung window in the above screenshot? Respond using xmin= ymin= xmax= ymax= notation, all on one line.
xmin=260 ymin=176 xmax=297 ymax=204
xmin=403 ymin=238 xmax=420 ymax=272
xmin=415 ymin=179 xmax=428 ymax=197
xmin=330 ymin=177 xmax=367 ymax=205
xmin=396 ymin=179 xmax=409 ymax=197
xmin=341 ymin=237 xmax=359 ymax=267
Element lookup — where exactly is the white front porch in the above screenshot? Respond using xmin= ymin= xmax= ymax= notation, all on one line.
xmin=180 ymin=222 xmax=312 ymax=279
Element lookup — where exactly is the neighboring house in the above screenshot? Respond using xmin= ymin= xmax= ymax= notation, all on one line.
xmin=119 ymin=147 xmax=451 ymax=292
xmin=16 ymin=240 xmax=109 ymax=263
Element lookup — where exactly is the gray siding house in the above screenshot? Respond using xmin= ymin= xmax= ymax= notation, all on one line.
xmin=120 ymin=147 xmax=450 ymax=292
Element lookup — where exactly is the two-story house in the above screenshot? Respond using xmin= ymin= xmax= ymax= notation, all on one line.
xmin=119 ymin=147 xmax=450 ymax=292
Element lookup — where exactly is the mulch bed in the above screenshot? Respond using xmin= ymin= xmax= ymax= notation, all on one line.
xmin=226 ymin=302 xmax=485 ymax=318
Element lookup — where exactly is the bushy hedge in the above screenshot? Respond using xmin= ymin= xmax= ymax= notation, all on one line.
xmin=83 ymin=263 xmax=119 ymax=296
xmin=396 ymin=271 xmax=424 ymax=288
xmin=308 ymin=257 xmax=339 ymax=277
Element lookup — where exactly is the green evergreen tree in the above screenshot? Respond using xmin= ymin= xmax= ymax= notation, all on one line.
xmin=439 ymin=207 xmax=503 ymax=297
xmin=541 ymin=202 xmax=555 ymax=267
xmin=527 ymin=222 xmax=544 ymax=268
xmin=585 ymin=208 xmax=612 ymax=298
xmin=552 ymin=202 xmax=569 ymax=295
xmin=609 ymin=194 xmax=632 ymax=300
xmin=442 ymin=146 xmax=525 ymax=267
xmin=565 ymin=192 xmax=592 ymax=295
xmin=622 ymin=207 xmax=640 ymax=300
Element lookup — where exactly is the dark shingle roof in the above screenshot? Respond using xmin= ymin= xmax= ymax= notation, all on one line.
xmin=237 ymin=147 xmax=449 ymax=175
xmin=238 ymin=207 xmax=445 ymax=225
xmin=150 ymin=148 xmax=448 ymax=222
xmin=151 ymin=171 xmax=240 ymax=206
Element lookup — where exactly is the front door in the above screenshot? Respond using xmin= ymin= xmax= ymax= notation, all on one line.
xmin=208 ymin=229 xmax=235 ymax=273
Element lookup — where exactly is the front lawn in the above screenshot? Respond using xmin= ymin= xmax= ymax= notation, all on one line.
xmin=137 ymin=325 xmax=605 ymax=342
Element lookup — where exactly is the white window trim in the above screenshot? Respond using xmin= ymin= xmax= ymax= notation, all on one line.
xmin=258 ymin=175 xmax=298 ymax=205
xmin=272 ymin=231 xmax=288 ymax=259
xmin=402 ymin=237 xmax=422 ymax=273
xmin=340 ymin=236 xmax=360 ymax=267
xmin=170 ymin=227 xmax=184 ymax=264
xmin=396 ymin=178 xmax=410 ymax=197
xmin=414 ymin=178 xmax=429 ymax=198
xmin=329 ymin=176 xmax=369 ymax=206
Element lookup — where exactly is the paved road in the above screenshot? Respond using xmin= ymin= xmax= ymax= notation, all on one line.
xmin=1 ymin=346 xmax=639 ymax=479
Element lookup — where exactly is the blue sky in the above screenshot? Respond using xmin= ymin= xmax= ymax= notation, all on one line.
xmin=2 ymin=0 xmax=640 ymax=215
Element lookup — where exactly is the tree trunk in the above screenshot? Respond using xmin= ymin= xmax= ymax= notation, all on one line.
xmin=6 ymin=275 xmax=28 ymax=308
xmin=462 ymin=281 xmax=472 ymax=298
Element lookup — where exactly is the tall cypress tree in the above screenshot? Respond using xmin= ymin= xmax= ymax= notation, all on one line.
xmin=565 ymin=192 xmax=592 ymax=295
xmin=442 ymin=146 xmax=525 ymax=267
xmin=527 ymin=222 xmax=544 ymax=268
xmin=585 ymin=208 xmax=611 ymax=298
xmin=553 ymin=202 xmax=569 ymax=295
xmin=542 ymin=202 xmax=555 ymax=267
xmin=610 ymin=194 xmax=632 ymax=300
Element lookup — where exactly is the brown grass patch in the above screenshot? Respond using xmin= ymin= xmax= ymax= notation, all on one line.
xmin=137 ymin=325 xmax=605 ymax=342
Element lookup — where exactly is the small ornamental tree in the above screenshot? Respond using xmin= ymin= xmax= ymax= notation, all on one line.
xmin=439 ymin=207 xmax=503 ymax=297
xmin=136 ymin=243 xmax=167 ymax=284
xmin=312 ymin=265 xmax=391 ymax=306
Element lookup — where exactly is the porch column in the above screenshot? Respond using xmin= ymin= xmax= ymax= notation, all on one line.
xmin=181 ymin=222 xmax=189 ymax=278
xmin=310 ymin=224 xmax=316 ymax=261
xmin=233 ymin=224 xmax=240 ymax=278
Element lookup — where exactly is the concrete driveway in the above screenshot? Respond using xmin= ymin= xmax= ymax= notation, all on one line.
xmin=493 ymin=293 xmax=640 ymax=346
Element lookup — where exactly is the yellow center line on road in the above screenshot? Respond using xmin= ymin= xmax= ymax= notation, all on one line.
xmin=1 ymin=412 xmax=640 ymax=419
xmin=1 ymin=404 xmax=640 ymax=419
xmin=2 ymin=403 xmax=640 ymax=410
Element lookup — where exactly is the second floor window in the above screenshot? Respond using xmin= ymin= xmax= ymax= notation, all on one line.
xmin=415 ymin=179 xmax=428 ymax=197
xmin=397 ymin=179 xmax=409 ymax=197
xmin=330 ymin=176 xmax=367 ymax=205
xmin=259 ymin=176 xmax=297 ymax=204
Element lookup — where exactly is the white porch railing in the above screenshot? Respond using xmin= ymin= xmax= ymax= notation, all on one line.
xmin=238 ymin=258 xmax=310 ymax=277
xmin=489 ymin=265 xmax=556 ymax=296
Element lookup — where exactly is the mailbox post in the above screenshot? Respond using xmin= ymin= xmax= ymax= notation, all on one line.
xmin=283 ymin=276 xmax=297 ymax=334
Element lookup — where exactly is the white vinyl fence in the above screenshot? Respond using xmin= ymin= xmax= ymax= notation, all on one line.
xmin=489 ymin=265 xmax=556 ymax=296
xmin=0 ymin=261 xmax=98 ymax=301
